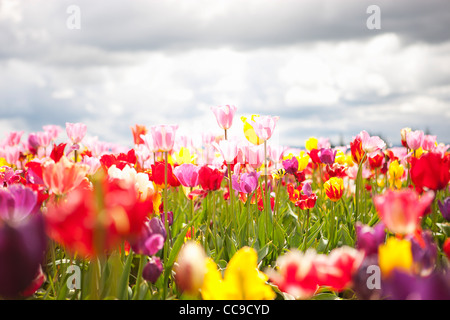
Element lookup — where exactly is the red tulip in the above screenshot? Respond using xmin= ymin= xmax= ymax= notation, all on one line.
xmin=198 ymin=165 xmax=224 ymax=191
xmin=45 ymin=176 xmax=153 ymax=258
xmin=148 ymin=161 xmax=180 ymax=188
xmin=410 ymin=152 xmax=450 ymax=192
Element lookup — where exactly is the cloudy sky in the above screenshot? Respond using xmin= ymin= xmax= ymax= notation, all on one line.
xmin=1 ymin=0 xmax=449 ymax=150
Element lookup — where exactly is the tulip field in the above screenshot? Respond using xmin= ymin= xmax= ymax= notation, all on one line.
xmin=0 ymin=105 xmax=449 ymax=301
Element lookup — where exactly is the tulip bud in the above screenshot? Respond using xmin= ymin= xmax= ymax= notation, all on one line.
xmin=143 ymin=257 xmax=163 ymax=284
xmin=173 ymin=241 xmax=207 ymax=295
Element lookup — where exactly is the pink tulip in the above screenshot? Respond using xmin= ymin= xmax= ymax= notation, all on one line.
xmin=248 ymin=115 xmax=279 ymax=142
xmin=66 ymin=122 xmax=87 ymax=145
xmin=43 ymin=125 xmax=62 ymax=140
xmin=1 ymin=145 xmax=20 ymax=165
xmin=406 ymin=130 xmax=424 ymax=151
xmin=173 ymin=163 xmax=200 ymax=188
xmin=373 ymin=189 xmax=435 ymax=235
xmin=211 ymin=105 xmax=237 ymax=130
xmin=214 ymin=139 xmax=238 ymax=164
xmin=36 ymin=131 xmax=52 ymax=148
xmin=359 ymin=130 xmax=386 ymax=156
xmin=4 ymin=131 xmax=24 ymax=146
xmin=422 ymin=135 xmax=437 ymax=151
xmin=242 ymin=144 xmax=265 ymax=169
xmin=150 ymin=124 xmax=178 ymax=152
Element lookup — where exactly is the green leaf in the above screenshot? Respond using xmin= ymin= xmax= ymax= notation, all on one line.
xmin=311 ymin=293 xmax=341 ymax=300
xmin=257 ymin=243 xmax=270 ymax=264
xmin=117 ymin=251 xmax=134 ymax=300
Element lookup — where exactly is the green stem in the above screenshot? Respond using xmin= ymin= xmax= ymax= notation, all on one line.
xmin=133 ymin=254 xmax=146 ymax=300
xmin=163 ymin=151 xmax=169 ymax=299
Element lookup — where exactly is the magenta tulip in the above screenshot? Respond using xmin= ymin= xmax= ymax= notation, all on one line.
xmin=173 ymin=163 xmax=200 ymax=188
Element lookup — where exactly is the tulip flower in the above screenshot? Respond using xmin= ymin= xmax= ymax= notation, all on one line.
xmin=42 ymin=156 xmax=90 ymax=196
xmin=0 ymin=185 xmax=46 ymax=299
xmin=100 ymin=149 xmax=137 ymax=170
xmin=4 ymin=131 xmax=24 ymax=146
xmin=305 ymin=137 xmax=318 ymax=151
xmin=248 ymin=115 xmax=279 ymax=143
xmin=360 ymin=130 xmax=386 ymax=156
xmin=242 ymin=114 xmax=278 ymax=145
xmin=198 ymin=165 xmax=224 ymax=192
xmin=378 ymin=237 xmax=413 ymax=278
xmin=282 ymin=156 xmax=298 ymax=175
xmin=66 ymin=122 xmax=87 ymax=145
xmin=355 ymin=222 xmax=386 ymax=257
xmin=388 ymin=160 xmax=404 ymax=189
xmin=266 ymin=247 xmax=363 ymax=299
xmin=143 ymin=257 xmax=163 ymax=284
xmin=130 ymin=217 xmax=166 ymax=256
xmin=350 ymin=135 xmax=365 ymax=165
xmin=324 ymin=177 xmax=344 ymax=202
xmin=438 ymin=197 xmax=450 ymax=221
xmin=242 ymin=144 xmax=265 ymax=170
xmin=319 ymin=148 xmax=337 ymax=165
xmin=0 ymin=184 xmax=38 ymax=221
xmin=232 ymin=170 xmax=260 ymax=194
xmin=43 ymin=125 xmax=62 ymax=141
xmin=368 ymin=152 xmax=384 ymax=170
xmin=381 ymin=268 xmax=450 ymax=300
xmin=410 ymin=152 xmax=450 ymax=192
xmin=173 ymin=163 xmax=200 ymax=188
xmin=373 ymin=189 xmax=434 ymax=235
xmin=174 ymin=241 xmax=207 ymax=296
xmin=201 ymin=246 xmax=275 ymax=300
xmin=150 ymin=124 xmax=178 ymax=152
xmin=287 ymin=183 xmax=317 ymax=210
xmin=131 ymin=124 xmax=148 ymax=145
xmin=148 ymin=161 xmax=180 ymax=188
xmin=211 ymin=105 xmax=237 ymax=130
xmin=45 ymin=175 xmax=153 ymax=258
xmin=406 ymin=130 xmax=424 ymax=151
xmin=214 ymin=139 xmax=238 ymax=164
xmin=400 ymin=127 xmax=411 ymax=148
xmin=422 ymin=135 xmax=437 ymax=151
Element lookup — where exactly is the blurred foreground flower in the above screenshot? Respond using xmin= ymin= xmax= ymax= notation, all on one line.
xmin=373 ymin=189 xmax=434 ymax=235
xmin=201 ymin=246 xmax=275 ymax=300
xmin=0 ymin=185 xmax=47 ymax=299
xmin=267 ymin=247 xmax=363 ymax=299
xmin=45 ymin=173 xmax=153 ymax=258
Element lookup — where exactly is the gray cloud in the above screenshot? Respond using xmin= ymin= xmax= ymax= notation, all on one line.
xmin=0 ymin=0 xmax=449 ymax=149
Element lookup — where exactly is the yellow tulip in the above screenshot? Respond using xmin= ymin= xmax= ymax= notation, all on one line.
xmin=305 ymin=137 xmax=318 ymax=151
xmin=201 ymin=247 xmax=275 ymax=300
xmin=173 ymin=147 xmax=197 ymax=165
xmin=378 ymin=237 xmax=413 ymax=278
xmin=388 ymin=160 xmax=404 ymax=189
xmin=297 ymin=151 xmax=310 ymax=171
xmin=241 ymin=115 xmax=264 ymax=145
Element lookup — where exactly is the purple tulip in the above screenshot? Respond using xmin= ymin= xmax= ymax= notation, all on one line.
xmin=143 ymin=257 xmax=163 ymax=284
xmin=355 ymin=222 xmax=386 ymax=257
xmin=319 ymin=148 xmax=337 ymax=165
xmin=382 ymin=269 xmax=450 ymax=300
xmin=131 ymin=217 xmax=167 ymax=256
xmin=232 ymin=171 xmax=260 ymax=194
xmin=407 ymin=230 xmax=437 ymax=276
xmin=0 ymin=213 xmax=47 ymax=298
xmin=438 ymin=197 xmax=450 ymax=221
xmin=282 ymin=156 xmax=298 ymax=175
xmin=0 ymin=184 xmax=38 ymax=222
